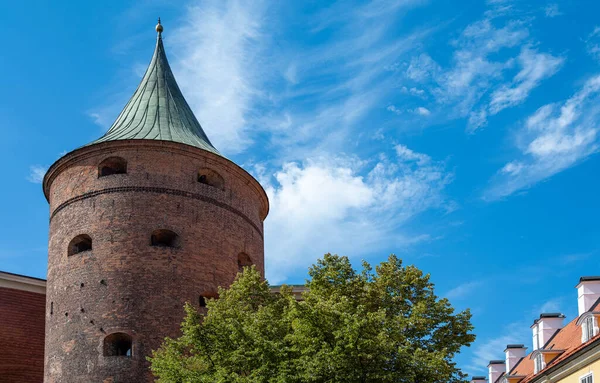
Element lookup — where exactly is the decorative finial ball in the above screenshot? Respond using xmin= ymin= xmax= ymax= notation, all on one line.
xmin=156 ymin=19 xmax=163 ymax=33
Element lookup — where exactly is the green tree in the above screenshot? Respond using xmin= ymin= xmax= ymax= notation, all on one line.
xmin=149 ymin=254 xmax=475 ymax=383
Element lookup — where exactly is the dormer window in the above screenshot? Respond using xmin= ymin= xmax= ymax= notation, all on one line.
xmin=534 ymin=353 xmax=544 ymax=374
xmin=584 ymin=315 xmax=597 ymax=342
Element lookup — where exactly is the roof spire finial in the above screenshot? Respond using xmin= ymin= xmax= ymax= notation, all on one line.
xmin=156 ymin=17 xmax=163 ymax=35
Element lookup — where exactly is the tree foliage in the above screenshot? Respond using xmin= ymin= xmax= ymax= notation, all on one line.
xmin=149 ymin=254 xmax=475 ymax=382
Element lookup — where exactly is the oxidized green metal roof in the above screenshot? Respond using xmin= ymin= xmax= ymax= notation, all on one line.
xmin=90 ymin=22 xmax=219 ymax=155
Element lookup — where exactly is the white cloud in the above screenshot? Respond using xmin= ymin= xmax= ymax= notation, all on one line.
xmin=445 ymin=281 xmax=483 ymax=300
xmin=387 ymin=105 xmax=403 ymax=115
xmin=413 ymin=106 xmax=431 ymax=116
xmin=544 ymin=4 xmax=562 ymax=18
xmin=403 ymin=8 xmax=563 ymax=133
xmin=400 ymin=86 xmax=426 ymax=97
xmin=469 ymin=46 xmax=564 ymax=131
xmin=585 ymin=26 xmax=600 ymax=62
xmin=489 ymin=47 xmax=563 ymax=114
xmin=27 ymin=165 xmax=47 ymax=184
xmin=404 ymin=16 xmax=530 ymax=124
xmin=262 ymin=145 xmax=452 ymax=283
xmin=467 ymin=332 xmax=521 ymax=373
xmin=388 ymin=105 xmax=430 ymax=116
xmin=537 ymin=298 xmax=562 ymax=314
xmin=485 ymin=75 xmax=600 ymax=200
xmin=170 ymin=0 xmax=267 ymax=154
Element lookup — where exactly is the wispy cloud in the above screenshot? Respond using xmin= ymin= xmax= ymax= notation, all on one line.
xmin=402 ymin=14 xmax=530 ymax=124
xmin=466 ymin=326 xmax=522 ymax=373
xmin=27 ymin=165 xmax=47 ymax=184
xmin=544 ymin=4 xmax=562 ymax=18
xmin=469 ymin=46 xmax=564 ymax=131
xmin=261 ymin=144 xmax=452 ymax=283
xmin=170 ymin=0 xmax=267 ymax=154
xmin=485 ymin=75 xmax=600 ymax=200
xmin=585 ymin=26 xmax=600 ymax=62
xmin=401 ymin=5 xmax=563 ymax=133
xmin=445 ymin=281 xmax=483 ymax=300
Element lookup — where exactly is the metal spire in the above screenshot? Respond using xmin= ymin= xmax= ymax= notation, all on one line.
xmin=87 ymin=19 xmax=220 ymax=156
xmin=156 ymin=17 xmax=163 ymax=35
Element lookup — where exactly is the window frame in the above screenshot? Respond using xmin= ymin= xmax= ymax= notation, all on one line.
xmin=534 ymin=353 xmax=545 ymax=374
xmin=580 ymin=372 xmax=593 ymax=383
xmin=585 ymin=316 xmax=595 ymax=342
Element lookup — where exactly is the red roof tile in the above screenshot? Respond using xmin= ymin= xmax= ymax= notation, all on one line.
xmin=515 ymin=316 xmax=600 ymax=383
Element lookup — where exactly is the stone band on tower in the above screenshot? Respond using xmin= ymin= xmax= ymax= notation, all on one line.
xmin=42 ymin=20 xmax=269 ymax=383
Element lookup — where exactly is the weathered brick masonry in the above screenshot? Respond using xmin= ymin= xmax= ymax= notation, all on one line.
xmin=42 ymin=140 xmax=268 ymax=382
xmin=0 ymin=276 xmax=46 ymax=382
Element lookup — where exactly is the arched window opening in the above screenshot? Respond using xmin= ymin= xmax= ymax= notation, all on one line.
xmin=103 ymin=333 xmax=132 ymax=357
xmin=238 ymin=252 xmax=253 ymax=273
xmin=68 ymin=235 xmax=92 ymax=256
xmin=197 ymin=168 xmax=224 ymax=190
xmin=98 ymin=157 xmax=127 ymax=178
xmin=150 ymin=229 xmax=179 ymax=248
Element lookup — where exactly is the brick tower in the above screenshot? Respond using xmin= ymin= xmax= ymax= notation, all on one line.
xmin=42 ymin=20 xmax=269 ymax=382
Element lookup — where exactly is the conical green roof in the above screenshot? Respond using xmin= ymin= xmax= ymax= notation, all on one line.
xmin=90 ymin=22 xmax=219 ymax=155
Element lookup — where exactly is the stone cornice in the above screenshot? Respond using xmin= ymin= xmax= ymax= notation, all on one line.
xmin=0 ymin=271 xmax=46 ymax=294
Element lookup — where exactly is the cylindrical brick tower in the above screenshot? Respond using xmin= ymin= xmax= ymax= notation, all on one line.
xmin=42 ymin=20 xmax=269 ymax=383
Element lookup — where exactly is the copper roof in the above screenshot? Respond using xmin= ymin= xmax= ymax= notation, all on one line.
xmin=90 ymin=20 xmax=220 ymax=155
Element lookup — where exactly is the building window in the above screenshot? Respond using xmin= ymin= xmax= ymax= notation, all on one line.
xmin=581 ymin=373 xmax=593 ymax=383
xmin=103 ymin=333 xmax=132 ymax=357
xmin=68 ymin=234 xmax=92 ymax=256
xmin=150 ymin=229 xmax=179 ymax=248
xmin=199 ymin=296 xmax=207 ymax=307
xmin=534 ymin=353 xmax=545 ymax=374
xmin=197 ymin=168 xmax=224 ymax=190
xmin=98 ymin=157 xmax=127 ymax=177
xmin=238 ymin=252 xmax=252 ymax=273
xmin=584 ymin=316 xmax=596 ymax=342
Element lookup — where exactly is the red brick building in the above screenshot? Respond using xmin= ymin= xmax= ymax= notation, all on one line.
xmin=0 ymin=271 xmax=46 ymax=382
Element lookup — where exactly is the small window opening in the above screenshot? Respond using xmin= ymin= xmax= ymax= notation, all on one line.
xmin=50 ymin=302 xmax=53 ymax=315
xmin=103 ymin=332 xmax=132 ymax=357
xmin=150 ymin=229 xmax=179 ymax=248
xmin=197 ymin=168 xmax=224 ymax=189
xmin=68 ymin=235 xmax=92 ymax=256
xmin=199 ymin=296 xmax=207 ymax=307
xmin=98 ymin=157 xmax=127 ymax=178
xmin=238 ymin=252 xmax=253 ymax=273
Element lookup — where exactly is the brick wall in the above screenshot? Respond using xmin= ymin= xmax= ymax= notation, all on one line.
xmin=43 ymin=140 xmax=268 ymax=382
xmin=0 ymin=287 xmax=45 ymax=382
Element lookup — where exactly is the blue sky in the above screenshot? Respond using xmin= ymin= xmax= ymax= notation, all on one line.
xmin=2 ymin=0 xmax=600 ymax=377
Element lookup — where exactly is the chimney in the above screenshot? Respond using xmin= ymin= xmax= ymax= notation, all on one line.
xmin=505 ymin=344 xmax=527 ymax=373
xmin=531 ymin=313 xmax=565 ymax=350
xmin=471 ymin=377 xmax=487 ymax=383
xmin=577 ymin=277 xmax=600 ymax=316
xmin=488 ymin=360 xmax=505 ymax=383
